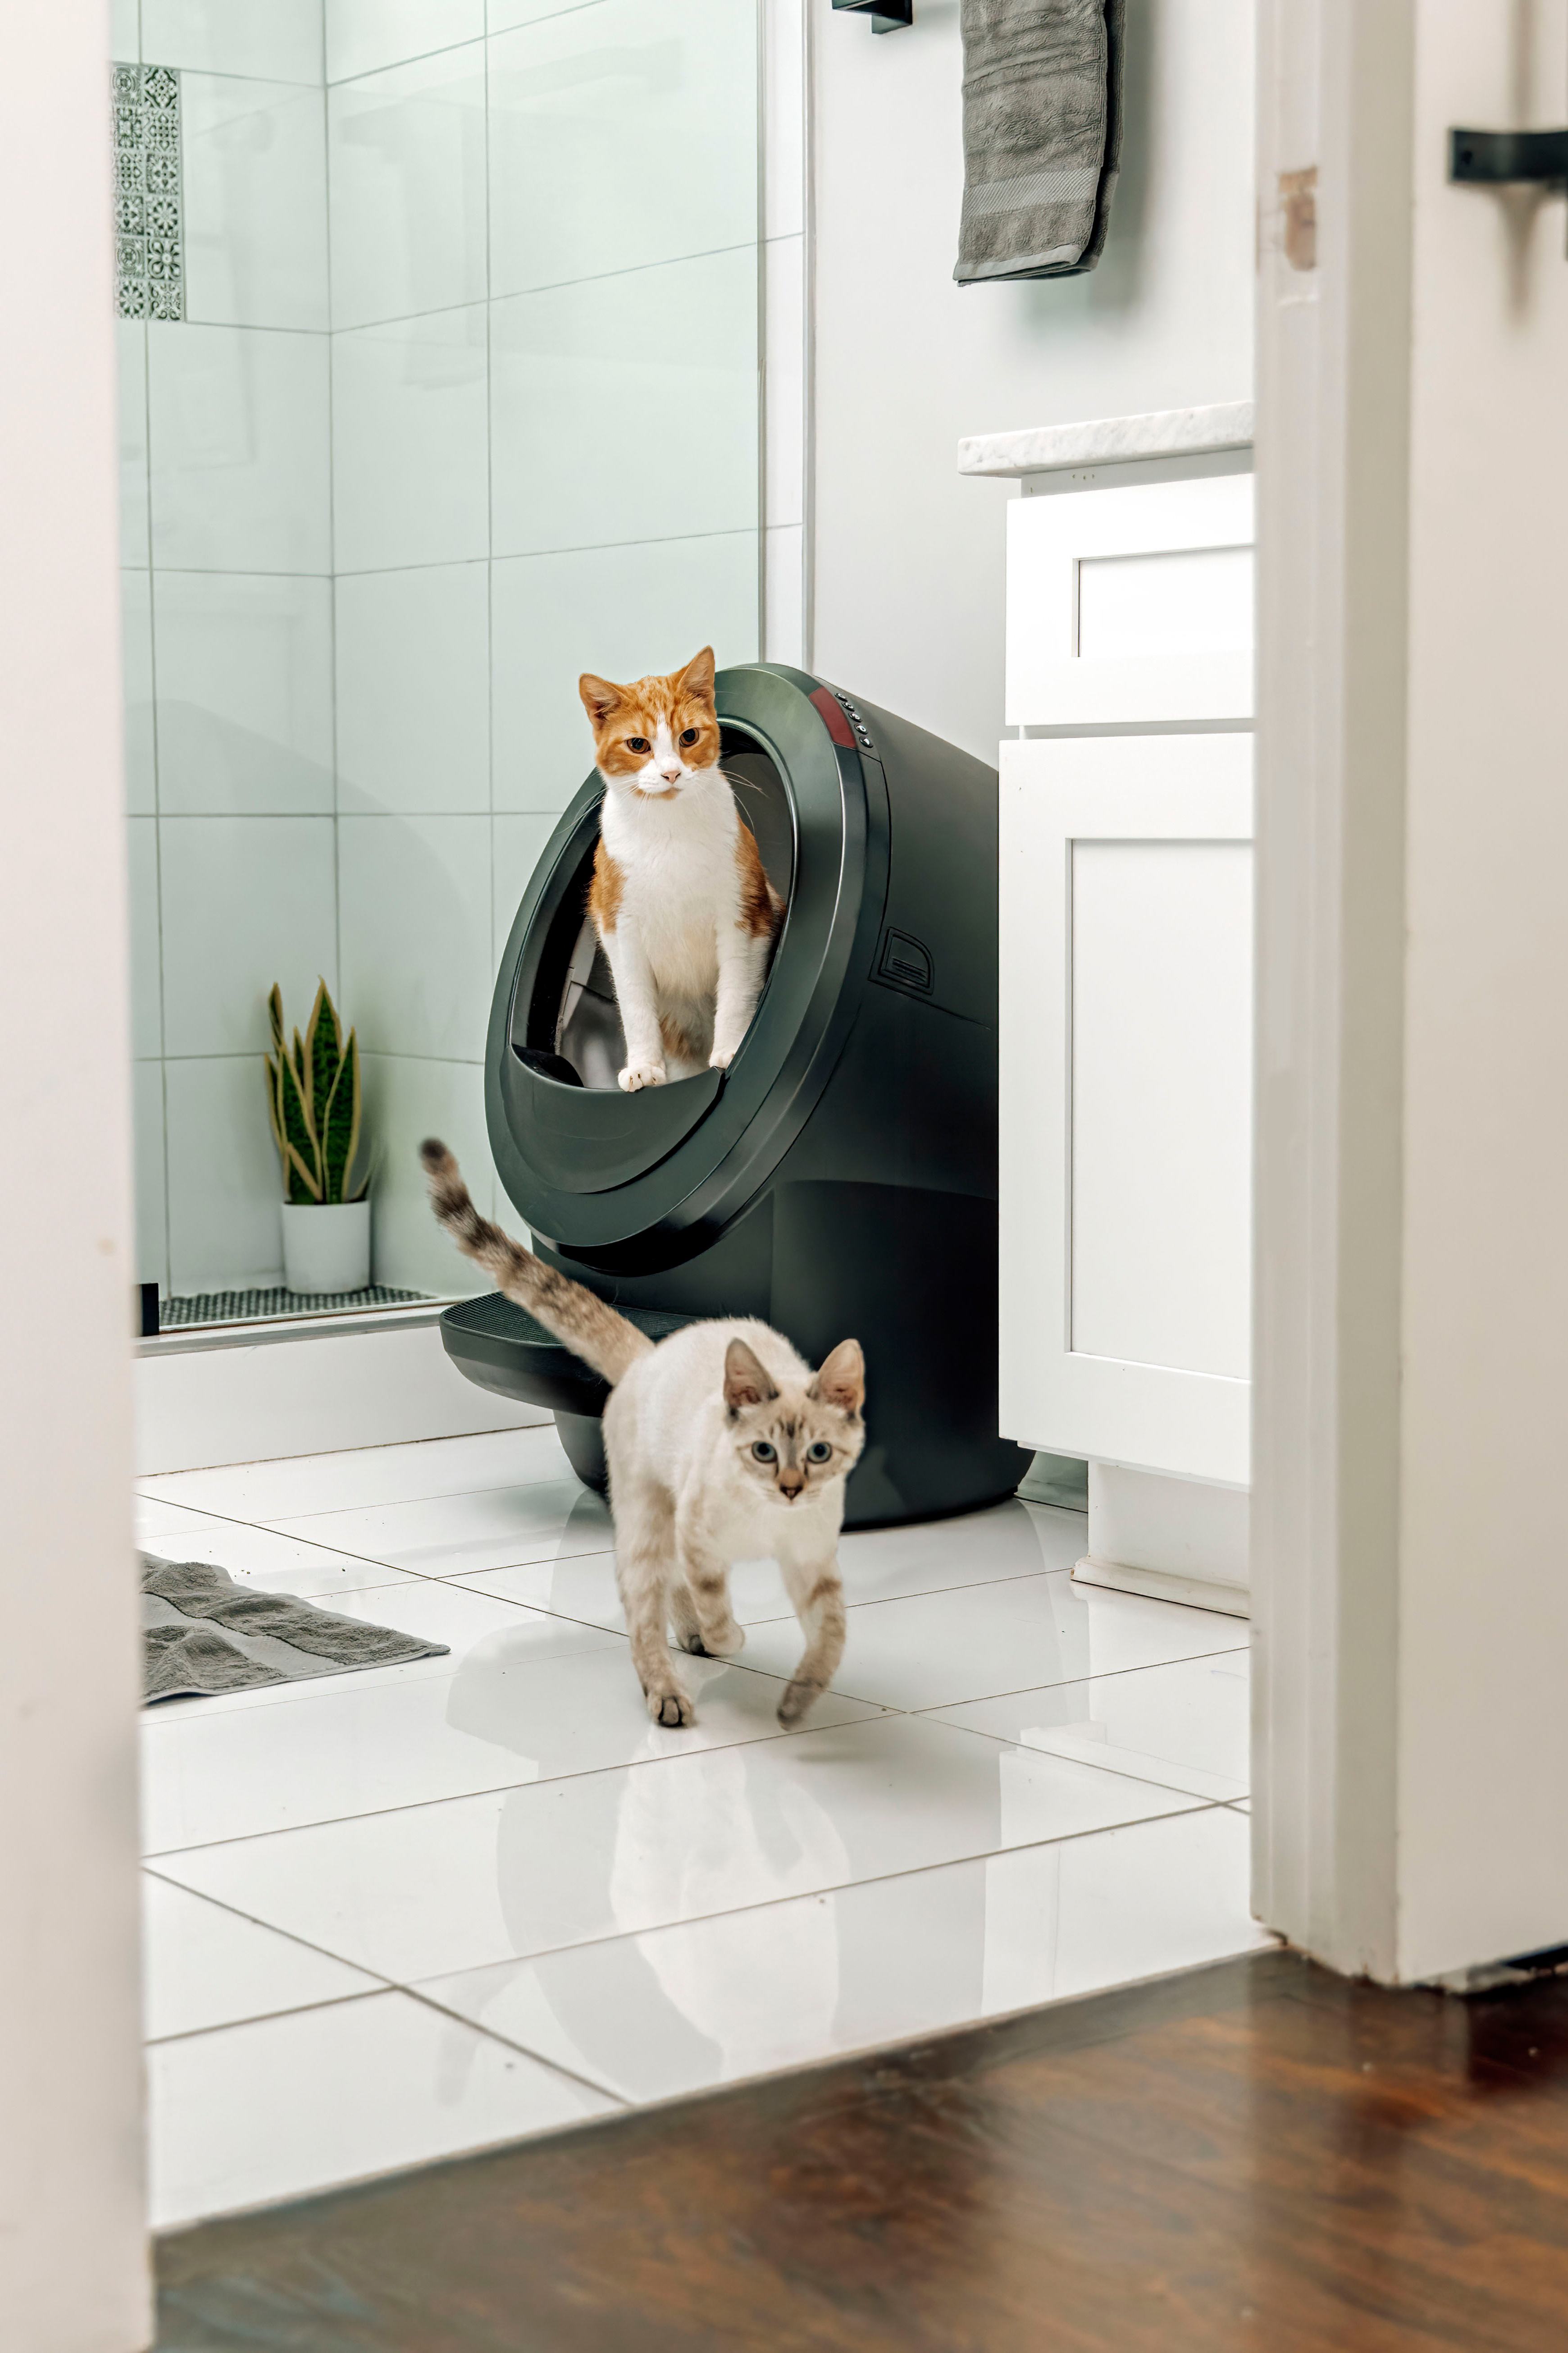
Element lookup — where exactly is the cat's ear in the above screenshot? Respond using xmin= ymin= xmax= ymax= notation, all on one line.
xmin=724 ymin=1337 xmax=779 ymax=1413
xmin=810 ymin=1338 xmax=865 ymax=1417
xmin=579 ymin=673 xmax=622 ymax=729
xmin=676 ymin=645 xmax=716 ymax=703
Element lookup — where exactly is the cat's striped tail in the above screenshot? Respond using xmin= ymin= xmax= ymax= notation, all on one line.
xmin=420 ymin=1140 xmax=653 ymax=1386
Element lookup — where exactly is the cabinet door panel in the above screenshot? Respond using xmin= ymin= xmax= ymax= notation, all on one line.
xmin=999 ymin=732 xmax=1253 ymax=1484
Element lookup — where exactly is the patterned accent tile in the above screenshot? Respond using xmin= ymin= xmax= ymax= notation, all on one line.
xmin=113 ymin=64 xmax=185 ymax=323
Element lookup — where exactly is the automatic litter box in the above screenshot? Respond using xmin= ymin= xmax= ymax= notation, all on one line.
xmin=440 ymin=661 xmax=1030 ymax=1529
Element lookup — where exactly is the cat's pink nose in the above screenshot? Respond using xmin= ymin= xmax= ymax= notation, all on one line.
xmin=658 ymin=763 xmax=682 ymax=783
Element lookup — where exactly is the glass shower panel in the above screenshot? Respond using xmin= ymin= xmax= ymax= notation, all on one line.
xmin=118 ymin=0 xmax=760 ymax=1327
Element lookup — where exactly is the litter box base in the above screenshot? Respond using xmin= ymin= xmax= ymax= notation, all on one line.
xmin=439 ymin=1292 xmax=1030 ymax=1532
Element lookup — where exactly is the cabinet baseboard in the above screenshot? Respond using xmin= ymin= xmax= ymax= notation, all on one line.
xmin=1072 ymin=1549 xmax=1250 ymax=1620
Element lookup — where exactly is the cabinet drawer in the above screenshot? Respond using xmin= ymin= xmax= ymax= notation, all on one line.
xmin=1007 ymin=472 xmax=1255 ymax=729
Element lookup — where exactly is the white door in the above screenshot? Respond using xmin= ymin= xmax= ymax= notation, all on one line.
xmin=1254 ymin=0 xmax=1568 ymax=1983
xmin=1000 ymin=733 xmax=1254 ymax=1487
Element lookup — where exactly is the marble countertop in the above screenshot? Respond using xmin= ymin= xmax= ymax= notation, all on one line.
xmin=958 ymin=401 xmax=1254 ymax=479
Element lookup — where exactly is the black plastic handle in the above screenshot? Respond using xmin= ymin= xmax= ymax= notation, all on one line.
xmin=1450 ymin=127 xmax=1568 ymax=184
xmin=831 ymin=0 xmax=913 ymax=30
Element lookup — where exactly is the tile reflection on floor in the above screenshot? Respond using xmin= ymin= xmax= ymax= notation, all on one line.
xmin=138 ymin=1427 xmax=1267 ymax=2230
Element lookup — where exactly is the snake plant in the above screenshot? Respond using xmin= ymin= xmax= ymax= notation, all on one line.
xmin=264 ymin=980 xmax=367 ymax=1206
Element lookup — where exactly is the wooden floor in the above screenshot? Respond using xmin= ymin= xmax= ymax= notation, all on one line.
xmin=155 ymin=1949 xmax=1568 ymax=2352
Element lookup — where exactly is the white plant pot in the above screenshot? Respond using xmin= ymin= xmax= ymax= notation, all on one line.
xmin=280 ymin=1198 xmax=371 ymax=1297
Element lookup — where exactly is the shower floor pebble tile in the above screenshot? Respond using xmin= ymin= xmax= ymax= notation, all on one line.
xmin=136 ymin=1428 xmax=1265 ymax=2227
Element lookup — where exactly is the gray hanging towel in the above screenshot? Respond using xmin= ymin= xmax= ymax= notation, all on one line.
xmin=955 ymin=0 xmax=1126 ymax=285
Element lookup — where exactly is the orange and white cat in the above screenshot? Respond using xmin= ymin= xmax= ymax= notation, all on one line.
xmin=579 ymin=646 xmax=782 ymax=1092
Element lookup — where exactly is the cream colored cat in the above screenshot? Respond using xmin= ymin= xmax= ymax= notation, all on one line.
xmin=579 ymin=645 xmax=782 ymax=1092
xmin=422 ymin=1140 xmax=865 ymax=1729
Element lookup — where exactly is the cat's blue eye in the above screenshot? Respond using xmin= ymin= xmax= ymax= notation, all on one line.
xmin=752 ymin=1441 xmax=776 ymax=1463
xmin=625 ymin=736 xmax=650 ymax=753
xmin=806 ymin=1441 xmax=831 ymax=1464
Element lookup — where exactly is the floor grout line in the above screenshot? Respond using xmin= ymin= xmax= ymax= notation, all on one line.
xmin=144 ymin=1986 xmax=387 ymax=2051
xmin=140 ymin=1697 xmax=890 ymax=1860
xmin=139 ymin=1895 xmax=632 ymax=2111
xmin=153 ymin=1801 xmax=1231 ymax=2020
xmin=141 ymin=1690 xmax=1234 ymax=1861
xmin=393 ymin=1981 xmax=630 ymax=2111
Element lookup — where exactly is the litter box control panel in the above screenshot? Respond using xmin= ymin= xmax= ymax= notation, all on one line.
xmin=833 ymin=689 xmax=875 ymax=753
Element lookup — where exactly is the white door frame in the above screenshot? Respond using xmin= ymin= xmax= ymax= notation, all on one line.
xmin=1253 ymin=0 xmax=1568 ymax=1983
xmin=0 ymin=5 xmax=152 ymax=2347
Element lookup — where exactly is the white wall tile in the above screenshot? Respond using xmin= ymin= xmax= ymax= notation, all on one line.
xmin=113 ymin=1 xmax=141 ymax=63
xmin=148 ymin=324 xmax=331 ymax=574
xmin=488 ymin=0 xmax=755 ymax=297
xmin=182 ymin=75 xmax=329 ymax=333
xmin=493 ymin=813 xmax=558 ymax=949
xmin=338 ymin=814 xmax=492 ymax=1060
xmin=140 ymin=0 xmax=324 ymax=84
xmin=764 ymin=233 xmax=804 ymax=530
xmin=328 ymin=44 xmax=486 ymax=329
xmin=491 ymin=531 xmax=759 ymax=812
xmin=121 ymin=569 xmax=157 ymax=813
xmin=490 ymin=248 xmax=759 ymax=558
xmin=360 ymin=1054 xmax=497 ymax=1292
xmin=328 ymin=0 xmax=484 ymax=83
xmin=762 ymin=0 xmax=805 ymax=242
xmin=332 ymin=307 xmax=488 ymax=573
xmin=158 ymin=816 xmax=337 ymax=1057
xmin=152 ymin=572 xmax=333 ymax=813
xmin=336 ymin=563 xmax=488 ymax=813
xmin=132 ymin=1061 xmax=169 ymax=1293
xmin=127 ymin=817 xmax=164 ymax=1060
xmin=488 ymin=0 xmax=602 ymax=29
xmin=165 ymin=1055 xmax=289 ymax=1292
xmin=117 ymin=320 xmax=149 ymax=566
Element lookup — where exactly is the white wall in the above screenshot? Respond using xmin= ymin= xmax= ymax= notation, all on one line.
xmin=0 ymin=4 xmax=152 ymax=2344
xmin=810 ymin=0 xmax=1256 ymax=760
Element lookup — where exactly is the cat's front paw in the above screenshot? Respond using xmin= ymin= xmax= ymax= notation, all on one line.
xmin=644 ymin=1682 xmax=694 ymax=1728
xmin=619 ymin=1061 xmax=666 ymax=1092
xmin=708 ymin=1045 xmax=736 ymax=1071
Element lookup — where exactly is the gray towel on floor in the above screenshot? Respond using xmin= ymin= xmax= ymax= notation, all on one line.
xmin=956 ymin=0 xmax=1125 ymax=284
xmin=141 ymin=1556 xmax=449 ymax=1703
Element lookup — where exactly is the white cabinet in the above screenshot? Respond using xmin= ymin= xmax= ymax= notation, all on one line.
xmin=968 ymin=414 xmax=1256 ymax=1614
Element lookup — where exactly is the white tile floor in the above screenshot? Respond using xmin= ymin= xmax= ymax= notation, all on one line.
xmin=137 ymin=1422 xmax=1271 ymax=2230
